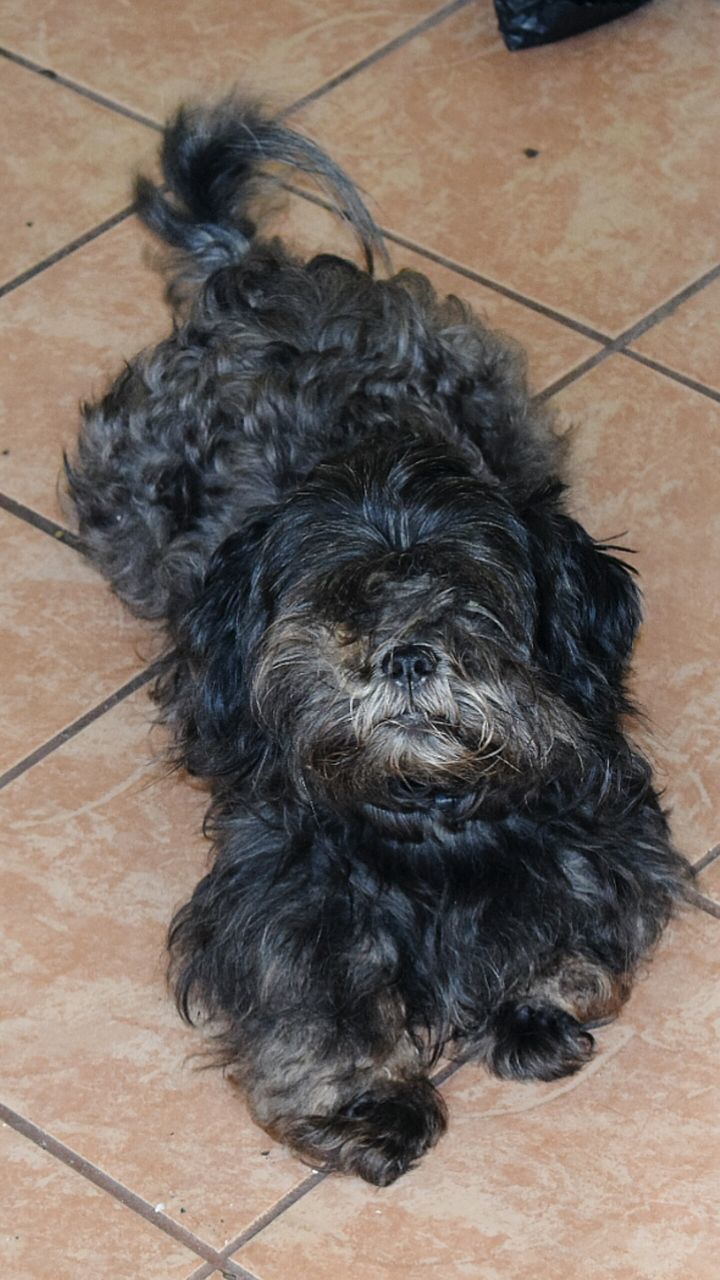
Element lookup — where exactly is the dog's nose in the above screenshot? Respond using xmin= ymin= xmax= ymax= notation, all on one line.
xmin=382 ymin=645 xmax=439 ymax=686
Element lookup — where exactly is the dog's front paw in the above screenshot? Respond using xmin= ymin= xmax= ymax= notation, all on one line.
xmin=283 ymin=1078 xmax=447 ymax=1186
xmin=489 ymin=1002 xmax=594 ymax=1082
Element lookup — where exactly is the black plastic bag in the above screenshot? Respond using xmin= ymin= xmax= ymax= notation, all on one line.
xmin=494 ymin=0 xmax=653 ymax=50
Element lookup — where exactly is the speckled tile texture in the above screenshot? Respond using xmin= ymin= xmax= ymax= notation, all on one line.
xmin=294 ymin=0 xmax=719 ymax=335
xmin=1 ymin=1 xmax=717 ymax=1275
xmin=0 ymin=0 xmax=453 ymax=119
xmin=0 ymin=1123 xmax=200 ymax=1279
xmin=0 ymin=57 xmax=156 ymax=284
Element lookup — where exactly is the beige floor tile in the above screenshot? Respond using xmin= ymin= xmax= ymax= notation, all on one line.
xmin=0 ymin=0 xmax=447 ymax=122
xmin=235 ymin=908 xmax=720 ymax=1280
xmin=0 ymin=1123 xmax=198 ymax=1279
xmin=0 ymin=512 xmax=149 ymax=775
xmin=552 ymin=356 xmax=720 ymax=860
xmin=633 ymin=277 xmax=720 ymax=394
xmin=0 ymin=693 xmax=314 ymax=1247
xmin=0 ymin=59 xmax=155 ymax=285
xmin=0 ymin=217 xmax=168 ymax=523
xmin=271 ymin=193 xmax=600 ymax=390
xmin=295 ymin=0 xmax=718 ymax=334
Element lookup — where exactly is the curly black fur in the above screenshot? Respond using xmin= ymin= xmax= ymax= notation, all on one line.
xmin=66 ymin=96 xmax=690 ymax=1186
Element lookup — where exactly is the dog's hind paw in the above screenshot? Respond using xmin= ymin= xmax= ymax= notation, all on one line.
xmin=488 ymin=1001 xmax=595 ymax=1082
xmin=282 ymin=1078 xmax=447 ymax=1186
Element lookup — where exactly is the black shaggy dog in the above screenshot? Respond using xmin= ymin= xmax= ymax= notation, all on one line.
xmin=67 ymin=98 xmax=690 ymax=1186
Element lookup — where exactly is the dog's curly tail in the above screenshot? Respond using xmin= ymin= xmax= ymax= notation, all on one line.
xmin=135 ymin=96 xmax=389 ymax=279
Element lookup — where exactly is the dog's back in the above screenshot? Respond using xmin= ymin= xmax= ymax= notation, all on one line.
xmin=66 ymin=98 xmax=563 ymax=623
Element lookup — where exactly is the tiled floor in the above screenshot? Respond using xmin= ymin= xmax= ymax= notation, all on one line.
xmin=1 ymin=1 xmax=718 ymax=1276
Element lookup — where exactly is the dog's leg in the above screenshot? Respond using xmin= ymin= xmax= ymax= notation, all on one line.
xmin=484 ymin=955 xmax=630 ymax=1081
xmin=234 ymin=1009 xmax=446 ymax=1187
xmin=478 ymin=778 xmax=686 ymax=1085
xmin=169 ymin=827 xmax=448 ymax=1185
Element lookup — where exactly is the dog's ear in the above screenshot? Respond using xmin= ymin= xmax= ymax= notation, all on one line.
xmin=167 ymin=510 xmax=278 ymax=779
xmin=526 ymin=488 xmax=642 ymax=721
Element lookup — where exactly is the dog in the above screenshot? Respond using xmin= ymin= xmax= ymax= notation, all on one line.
xmin=67 ymin=97 xmax=690 ymax=1186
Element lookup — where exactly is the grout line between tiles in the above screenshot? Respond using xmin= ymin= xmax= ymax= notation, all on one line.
xmin=377 ymin=226 xmax=612 ymax=344
xmin=534 ymin=347 xmax=616 ymax=402
xmin=693 ymin=843 xmax=720 ymax=873
xmin=0 ymin=1102 xmax=227 ymax=1268
xmin=541 ymin=343 xmax=720 ymax=406
xmin=218 ymin=955 xmax=719 ymax=1266
xmin=0 ymin=490 xmax=81 ymax=549
xmin=183 ymin=1262 xmax=221 ymax=1280
xmin=618 ymin=262 xmax=720 ymax=344
xmin=0 ymin=204 xmax=136 ymax=298
xmin=2 ymin=0 xmax=469 ymax=142
xmin=430 ymin=1057 xmax=468 ymax=1088
xmin=219 ymin=1056 xmax=468 ymax=1267
xmin=284 ymin=0 xmax=473 ymax=117
xmin=223 ymin=1265 xmax=262 ymax=1280
xmin=184 ymin=1263 xmax=259 ymax=1280
xmin=281 ymin=184 xmax=720 ymax=406
xmin=684 ymin=886 xmax=720 ymax=920
xmin=619 ymin=349 xmax=720 ymax=404
xmin=216 ymin=1173 xmax=328 ymax=1265
xmin=3 ymin=27 xmax=717 ymax=412
xmin=535 ymin=261 xmax=720 ymax=401
xmin=281 ymin=183 xmax=613 ymax=346
xmin=0 ymin=46 xmax=163 ymax=131
xmin=0 ymin=1 xmax=467 ymax=301
xmin=0 ymin=662 xmax=162 ymax=793
xmin=209 ymin=1261 xmax=261 ymax=1280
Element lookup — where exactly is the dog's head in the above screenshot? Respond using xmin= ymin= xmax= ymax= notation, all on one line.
xmin=174 ymin=430 xmax=640 ymax=833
